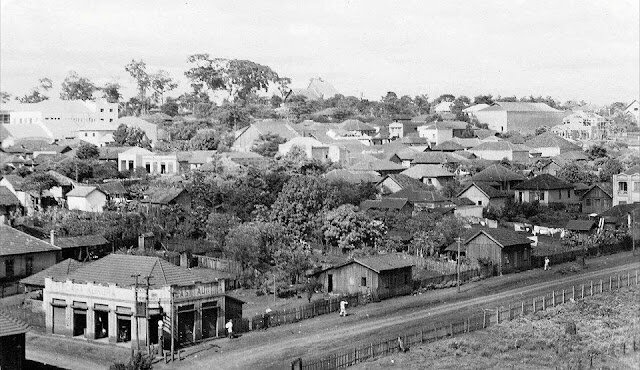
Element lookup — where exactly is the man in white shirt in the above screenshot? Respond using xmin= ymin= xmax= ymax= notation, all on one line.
xmin=225 ymin=319 xmax=233 ymax=338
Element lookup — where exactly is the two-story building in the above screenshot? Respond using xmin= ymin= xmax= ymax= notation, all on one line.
xmin=43 ymin=254 xmax=243 ymax=348
xmin=613 ymin=166 xmax=640 ymax=206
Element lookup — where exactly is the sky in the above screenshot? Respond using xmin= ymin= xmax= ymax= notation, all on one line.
xmin=1 ymin=0 xmax=638 ymax=105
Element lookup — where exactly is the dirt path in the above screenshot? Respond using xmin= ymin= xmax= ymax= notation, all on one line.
xmin=163 ymin=254 xmax=640 ymax=369
xmin=26 ymin=347 xmax=109 ymax=370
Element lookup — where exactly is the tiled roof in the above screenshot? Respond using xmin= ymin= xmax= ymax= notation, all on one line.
xmin=422 ymin=121 xmax=469 ymax=130
xmin=580 ymin=183 xmax=613 ymax=200
xmin=451 ymin=137 xmax=482 ymax=149
xmin=401 ymin=135 xmax=430 ymax=145
xmin=97 ymin=181 xmax=127 ymax=195
xmin=381 ymin=174 xmax=432 ymax=192
xmin=504 ymin=132 xmax=526 ymax=144
xmin=470 ymin=141 xmax=530 ymax=152
xmin=463 ymin=104 xmax=489 ymax=112
xmin=0 ymin=186 xmax=20 ymax=206
xmin=524 ymin=132 xmax=581 ymax=151
xmin=61 ymin=254 xmax=219 ymax=288
xmin=251 ymin=120 xmax=300 ymax=140
xmin=54 ymin=234 xmax=108 ymax=249
xmin=323 ymin=169 xmax=382 ymax=184
xmin=20 ymin=258 xmax=84 ymax=287
xmin=0 ymin=311 xmax=29 ymax=337
xmin=67 ymin=185 xmax=102 ymax=198
xmin=465 ymin=228 xmax=533 ymax=247
xmin=360 ymin=198 xmax=410 ymax=211
xmin=0 ymin=225 xmax=60 ymax=257
xmin=353 ymin=254 xmax=415 ymax=273
xmin=340 ymin=119 xmax=375 ymax=132
xmin=391 ymin=147 xmax=422 ymax=160
xmin=513 ymin=174 xmax=573 ymax=190
xmin=390 ymin=188 xmax=448 ymax=203
xmin=485 ymin=102 xmax=560 ymax=112
xmin=432 ymin=141 xmax=465 ymax=151
xmin=98 ymin=146 xmax=131 ymax=160
xmin=142 ymin=187 xmax=187 ymax=205
xmin=412 ymin=152 xmax=462 ymax=164
xmin=471 ymin=164 xmax=526 ymax=182
xmin=348 ymin=156 xmax=404 ymax=172
xmin=1 ymin=175 xmax=27 ymax=191
xmin=458 ymin=182 xmax=510 ymax=199
xmin=565 ymin=220 xmax=596 ymax=231
xmin=46 ymin=170 xmax=75 ymax=186
xmin=474 ymin=129 xmax=499 ymax=139
xmin=400 ymin=164 xmax=454 ymax=179
xmin=554 ymin=151 xmax=589 ymax=161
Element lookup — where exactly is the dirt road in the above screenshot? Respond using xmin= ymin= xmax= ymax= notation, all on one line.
xmin=167 ymin=254 xmax=640 ymax=369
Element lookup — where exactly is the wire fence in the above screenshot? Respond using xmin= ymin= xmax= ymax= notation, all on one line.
xmin=292 ymin=269 xmax=640 ymax=370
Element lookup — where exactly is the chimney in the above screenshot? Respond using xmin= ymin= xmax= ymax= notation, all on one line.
xmin=50 ymin=230 xmax=55 ymax=246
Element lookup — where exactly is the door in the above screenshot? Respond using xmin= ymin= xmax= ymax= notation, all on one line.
xmin=327 ymin=274 xmax=333 ymax=293
xmin=53 ymin=306 xmax=66 ymax=335
xmin=177 ymin=311 xmax=195 ymax=344
xmin=201 ymin=308 xmax=217 ymax=339
xmin=73 ymin=310 xmax=87 ymax=337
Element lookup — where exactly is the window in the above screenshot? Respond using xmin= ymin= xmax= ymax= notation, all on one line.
xmin=361 ymin=277 xmax=367 ymax=287
xmin=5 ymin=258 xmax=14 ymax=277
xmin=585 ymin=199 xmax=591 ymax=206
xmin=92 ymin=133 xmax=95 ymax=137
xmin=634 ymin=182 xmax=640 ymax=192
xmin=109 ymin=109 xmax=113 ymax=112
xmin=26 ymin=257 xmax=33 ymax=275
xmin=426 ymin=178 xmax=433 ymax=185
xmin=558 ymin=191 xmax=562 ymax=200
xmin=567 ymin=190 xmax=571 ymax=198
xmin=619 ymin=182 xmax=628 ymax=192
xmin=539 ymin=192 xmax=545 ymax=201
xmin=109 ymin=118 xmax=113 ymax=122
xmin=477 ymin=200 xmax=482 ymax=205
xmin=100 ymin=108 xmax=104 ymax=112
xmin=595 ymin=199 xmax=601 ymax=207
xmin=85 ymin=133 xmax=88 ymax=137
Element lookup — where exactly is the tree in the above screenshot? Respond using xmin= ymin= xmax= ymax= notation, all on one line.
xmin=535 ymin=126 xmax=550 ymax=136
xmin=60 ymin=71 xmax=96 ymax=100
xmin=433 ymin=94 xmax=456 ymax=104
xmin=113 ymin=124 xmax=148 ymax=147
xmin=150 ymin=70 xmax=178 ymax=105
xmin=76 ymin=143 xmax=100 ymax=160
xmin=22 ymin=173 xmax=58 ymax=210
xmin=322 ymin=204 xmax=386 ymax=251
xmin=414 ymin=94 xmax=430 ymax=114
xmin=189 ymin=129 xmax=219 ymax=150
xmin=0 ymin=91 xmax=11 ymax=103
xmin=101 ymin=82 xmax=122 ymax=103
xmin=213 ymin=102 xmax=250 ymax=130
xmin=251 ymin=133 xmax=287 ymax=157
xmin=160 ymin=99 xmax=179 ymax=116
xmin=15 ymin=77 xmax=53 ymax=103
xmin=276 ymin=77 xmax=291 ymax=99
xmin=557 ymin=163 xmax=597 ymax=184
xmin=206 ymin=212 xmax=240 ymax=249
xmin=270 ymin=175 xmax=330 ymax=239
xmin=597 ymin=158 xmax=623 ymax=182
xmin=473 ymin=95 xmax=494 ymax=105
xmin=184 ymin=54 xmax=226 ymax=94
xmin=93 ymin=162 xmax=120 ymax=180
xmin=54 ymin=158 xmax=93 ymax=182
xmin=125 ymin=59 xmax=151 ymax=113
xmin=220 ymin=59 xmax=280 ymax=101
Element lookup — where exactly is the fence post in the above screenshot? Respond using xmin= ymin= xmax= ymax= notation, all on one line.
xmin=590 ymin=281 xmax=593 ymax=296
xmin=610 ymin=276 xmax=612 ymax=291
xmin=450 ymin=322 xmax=453 ymax=336
xmin=552 ymin=291 xmax=555 ymax=306
xmin=572 ymin=285 xmax=575 ymax=300
xmin=483 ymin=311 xmax=486 ymax=328
xmin=521 ymin=301 xmax=524 ymax=316
xmin=496 ymin=308 xmax=500 ymax=324
xmin=618 ymin=275 xmax=621 ymax=289
xmin=533 ymin=299 xmax=536 ymax=313
xmin=542 ymin=296 xmax=545 ymax=310
xmin=600 ymin=279 xmax=603 ymax=293
xmin=562 ymin=289 xmax=565 ymax=304
xmin=433 ymin=324 xmax=438 ymax=338
xmin=370 ymin=342 xmax=374 ymax=358
xmin=581 ymin=285 xmax=584 ymax=299
xmin=420 ymin=329 xmax=424 ymax=343
xmin=508 ymin=304 xmax=512 ymax=320
xmin=636 ymin=270 xmax=638 ymax=286
xmin=628 ymin=272 xmax=630 ymax=287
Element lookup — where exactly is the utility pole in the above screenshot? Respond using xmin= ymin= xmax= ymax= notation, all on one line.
xmin=456 ymin=237 xmax=462 ymax=293
xmin=273 ymin=273 xmax=276 ymax=304
xmin=144 ymin=275 xmax=152 ymax=353
xmin=170 ymin=288 xmax=175 ymax=362
xmin=131 ymin=274 xmax=141 ymax=352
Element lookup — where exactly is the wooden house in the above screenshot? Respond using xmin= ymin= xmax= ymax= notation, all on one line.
xmin=513 ymin=174 xmax=575 ymax=206
xmin=564 ymin=220 xmax=596 ymax=242
xmin=580 ymin=183 xmax=613 ymax=214
xmin=314 ymin=254 xmax=414 ymax=300
xmin=464 ymin=228 xmax=533 ymax=275
xmin=457 ymin=182 xmax=510 ymax=209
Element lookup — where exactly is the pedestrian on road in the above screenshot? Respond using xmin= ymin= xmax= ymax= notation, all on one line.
xmin=544 ymin=256 xmax=550 ymax=271
xmin=264 ymin=307 xmax=272 ymax=329
xmin=225 ymin=319 xmax=234 ymax=339
xmin=339 ymin=300 xmax=348 ymax=317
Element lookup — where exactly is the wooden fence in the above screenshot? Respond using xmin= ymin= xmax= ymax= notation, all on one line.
xmin=294 ymin=269 xmax=640 ymax=370
xmin=413 ymin=265 xmax=492 ymax=290
xmin=233 ymin=293 xmax=367 ymax=334
xmin=194 ymin=255 xmax=242 ymax=274
xmin=409 ymin=257 xmax=477 ymax=275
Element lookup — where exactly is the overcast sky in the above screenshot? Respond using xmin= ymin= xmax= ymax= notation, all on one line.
xmin=1 ymin=0 xmax=638 ymax=105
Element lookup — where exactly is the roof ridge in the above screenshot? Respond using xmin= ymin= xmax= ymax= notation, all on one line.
xmin=155 ymin=258 xmax=168 ymax=285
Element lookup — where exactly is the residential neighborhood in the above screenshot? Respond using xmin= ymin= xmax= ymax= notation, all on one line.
xmin=0 ymin=1 xmax=639 ymax=370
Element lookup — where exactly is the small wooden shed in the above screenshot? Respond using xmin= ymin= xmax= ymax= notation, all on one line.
xmin=315 ymin=254 xmax=414 ymax=300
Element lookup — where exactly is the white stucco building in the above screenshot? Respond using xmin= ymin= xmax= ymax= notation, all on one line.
xmin=66 ymin=186 xmax=107 ymax=212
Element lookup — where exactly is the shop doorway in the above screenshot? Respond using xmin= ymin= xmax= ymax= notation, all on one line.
xmin=52 ymin=306 xmax=66 ymax=335
xmin=73 ymin=310 xmax=87 ymax=337
xmin=148 ymin=314 xmax=163 ymax=345
xmin=201 ymin=307 xmax=218 ymax=339
xmin=177 ymin=311 xmax=195 ymax=344
xmin=94 ymin=311 xmax=109 ymax=339
xmin=117 ymin=316 xmax=131 ymax=343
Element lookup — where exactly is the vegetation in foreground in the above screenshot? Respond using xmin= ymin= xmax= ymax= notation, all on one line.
xmin=357 ymin=286 xmax=640 ymax=369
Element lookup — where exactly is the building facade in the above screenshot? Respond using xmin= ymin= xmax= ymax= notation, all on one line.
xmin=613 ymin=166 xmax=640 ymax=206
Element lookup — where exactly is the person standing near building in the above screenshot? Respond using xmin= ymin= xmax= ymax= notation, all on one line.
xmin=339 ymin=300 xmax=348 ymax=317
xmin=544 ymin=256 xmax=550 ymax=271
xmin=225 ymin=319 xmax=233 ymax=339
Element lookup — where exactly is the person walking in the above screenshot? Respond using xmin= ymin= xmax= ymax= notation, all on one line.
xmin=225 ymin=319 xmax=234 ymax=339
xmin=339 ymin=300 xmax=348 ymax=317
xmin=544 ymin=256 xmax=550 ymax=271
